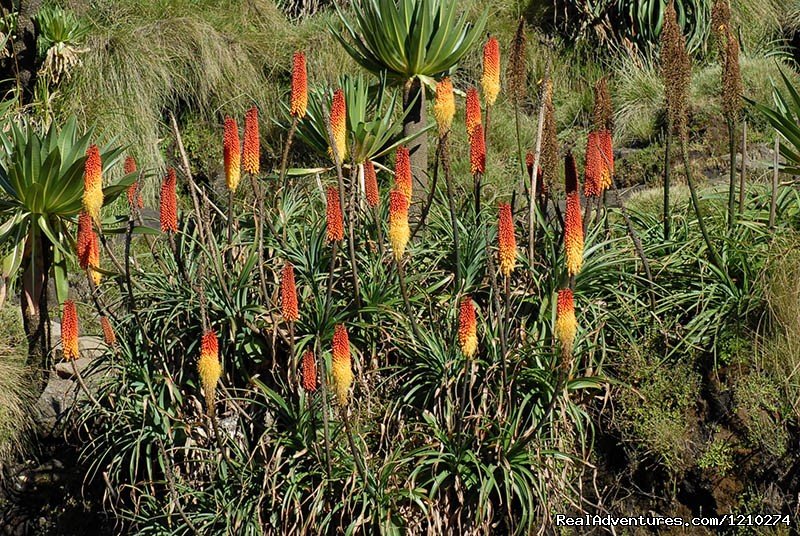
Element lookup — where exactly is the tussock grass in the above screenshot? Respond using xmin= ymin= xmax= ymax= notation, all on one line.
xmin=57 ymin=0 xmax=352 ymax=200
xmin=761 ymin=232 xmax=800 ymax=421
xmin=0 ymin=305 xmax=35 ymax=464
xmin=612 ymin=53 xmax=800 ymax=145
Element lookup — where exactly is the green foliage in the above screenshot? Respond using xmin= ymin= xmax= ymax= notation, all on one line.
xmin=733 ymin=373 xmax=788 ymax=458
xmin=750 ymin=68 xmax=800 ymax=174
xmin=332 ymin=0 xmax=488 ymax=85
xmin=698 ymin=433 xmax=734 ymax=473
xmin=0 ymin=118 xmax=134 ymax=302
xmin=541 ymin=0 xmax=709 ymax=55
xmin=293 ymin=74 xmax=423 ymax=165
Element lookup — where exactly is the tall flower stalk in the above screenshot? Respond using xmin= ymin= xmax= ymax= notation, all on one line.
xmin=507 ymin=18 xmax=528 ymax=181
xmin=389 ymin=188 xmax=421 ymax=340
xmin=719 ymin=8 xmax=743 ymax=229
xmin=661 ymin=2 xmax=721 ymax=267
xmin=497 ymin=202 xmax=516 ymax=402
xmin=433 ymin=77 xmax=461 ymax=288
xmin=363 ymin=159 xmax=383 ymax=255
xmin=198 ymin=330 xmax=222 ymax=417
xmin=325 ymin=91 xmax=362 ymax=313
xmin=280 ymin=51 xmax=308 ymax=193
xmin=83 ymin=145 xmax=103 ymax=224
xmin=470 ymin=124 xmax=486 ymax=218
xmin=281 ymin=261 xmax=299 ymax=380
xmin=481 ymin=36 xmax=500 ymax=138
xmin=223 ymin=117 xmax=241 ymax=243
xmin=564 ymin=152 xmax=584 ymax=281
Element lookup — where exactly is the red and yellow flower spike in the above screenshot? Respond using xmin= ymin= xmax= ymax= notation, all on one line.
xmin=223 ymin=117 xmax=241 ymax=192
xmin=433 ymin=77 xmax=455 ymax=136
xmin=584 ymin=131 xmax=605 ymax=198
xmin=100 ymin=316 xmax=116 ymax=347
xmin=329 ymin=89 xmax=347 ymax=163
xmin=394 ymin=145 xmax=412 ymax=200
xmin=469 ymin=124 xmax=486 ymax=175
xmin=61 ymin=300 xmax=79 ymax=361
xmin=331 ymin=324 xmax=353 ymax=407
xmin=465 ymin=87 xmax=482 ymax=137
xmin=198 ymin=330 xmax=222 ymax=414
xmin=280 ymin=261 xmax=299 ymax=323
xmin=325 ymin=186 xmax=344 ymax=242
xmin=77 ymin=212 xmax=94 ymax=269
xmin=364 ymin=160 xmax=379 ymax=208
xmin=301 ymin=350 xmax=317 ymax=393
xmin=598 ymin=129 xmax=614 ymax=190
xmin=497 ymin=202 xmax=516 ymax=277
xmin=290 ymin=51 xmax=308 ymax=119
xmin=555 ymin=288 xmax=577 ymax=360
xmin=388 ymin=189 xmax=410 ymax=261
xmin=458 ymin=296 xmax=478 ymax=358
xmin=77 ymin=211 xmax=101 ymax=285
xmin=83 ymin=145 xmax=103 ymax=223
xmin=243 ymin=106 xmax=260 ymax=175
xmin=481 ymin=36 xmax=501 ymax=106
xmin=564 ymin=153 xmax=584 ymax=277
xmin=124 ymin=156 xmax=143 ymax=209
xmin=160 ymin=168 xmax=178 ymax=233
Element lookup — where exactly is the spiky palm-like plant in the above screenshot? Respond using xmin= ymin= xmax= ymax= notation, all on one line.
xmin=332 ymin=0 xmax=487 ymax=201
xmin=0 ymin=118 xmax=132 ymax=376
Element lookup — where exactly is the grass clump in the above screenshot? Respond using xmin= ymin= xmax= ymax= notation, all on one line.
xmin=0 ymin=304 xmax=35 ymax=464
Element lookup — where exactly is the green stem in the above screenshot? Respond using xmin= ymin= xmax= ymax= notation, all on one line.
xmin=396 ymin=257 xmax=421 ymax=341
xmin=727 ymin=119 xmax=737 ymax=231
xmin=441 ymin=134 xmax=461 ymax=290
xmin=681 ymin=137 xmax=722 ymax=271
xmin=663 ymin=131 xmax=672 ymax=241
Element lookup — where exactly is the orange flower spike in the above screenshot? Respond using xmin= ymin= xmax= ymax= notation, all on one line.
xmin=481 ymin=36 xmax=501 ymax=106
xmin=100 ymin=316 xmax=117 ymax=347
xmin=329 ymin=89 xmax=348 ymax=163
xmin=198 ymin=330 xmax=222 ymax=412
xmin=301 ymin=350 xmax=317 ymax=393
xmin=598 ymin=129 xmax=614 ymax=191
xmin=433 ymin=77 xmax=455 ymax=136
xmin=290 ymin=51 xmax=308 ymax=119
xmin=124 ymin=156 xmax=143 ymax=209
xmin=223 ymin=117 xmax=241 ymax=192
xmin=88 ymin=231 xmax=101 ymax=286
xmin=564 ymin=153 xmax=584 ymax=277
xmin=61 ymin=300 xmax=80 ymax=361
xmin=469 ymin=124 xmax=486 ymax=175
xmin=583 ymin=131 xmax=604 ymax=198
xmin=364 ymin=160 xmax=380 ymax=208
xmin=331 ymin=324 xmax=353 ymax=407
xmin=280 ymin=262 xmax=299 ymax=323
xmin=83 ymin=145 xmax=104 ymax=223
xmin=243 ymin=106 xmax=260 ymax=175
xmin=497 ymin=202 xmax=517 ymax=277
xmin=76 ymin=212 xmax=93 ymax=270
xmin=465 ymin=87 xmax=482 ymax=137
xmin=525 ymin=152 xmax=534 ymax=176
xmin=325 ymin=186 xmax=344 ymax=242
xmin=394 ymin=145 xmax=412 ymax=200
xmin=388 ymin=189 xmax=410 ymax=261
xmin=458 ymin=296 xmax=478 ymax=358
xmin=160 ymin=168 xmax=178 ymax=233
xmin=555 ymin=288 xmax=577 ymax=356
